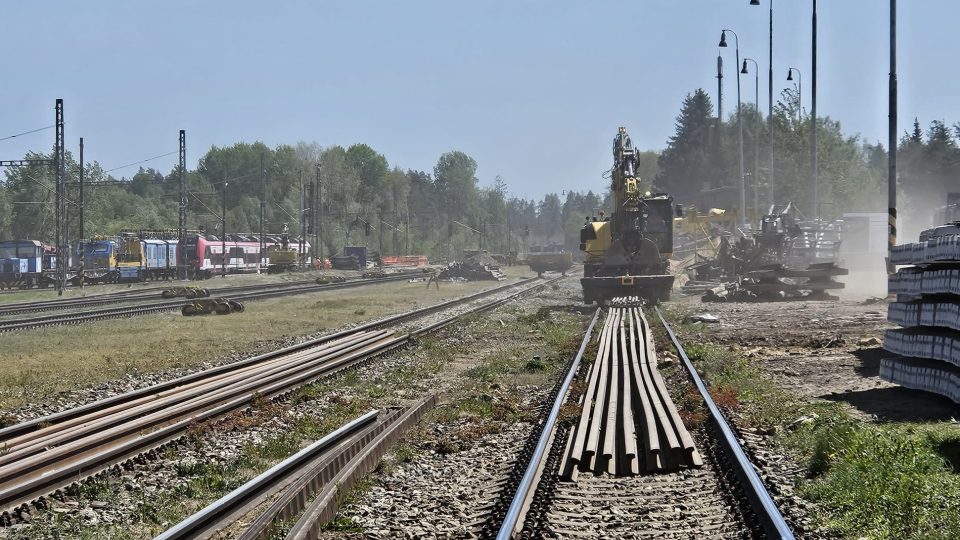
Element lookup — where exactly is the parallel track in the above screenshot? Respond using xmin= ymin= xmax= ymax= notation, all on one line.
xmin=0 ymin=276 xmax=558 ymax=520
xmin=158 ymin=397 xmax=437 ymax=540
xmin=0 ymin=273 xmax=422 ymax=332
xmin=491 ymin=303 xmax=795 ymax=539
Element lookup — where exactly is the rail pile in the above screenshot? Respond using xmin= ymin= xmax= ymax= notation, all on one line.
xmin=883 ymin=224 xmax=960 ymax=403
xmin=494 ymin=303 xmax=794 ymax=539
xmin=561 ymin=297 xmax=700 ymax=478
xmin=0 ymin=277 xmax=555 ymax=520
xmin=158 ymin=397 xmax=436 ymax=540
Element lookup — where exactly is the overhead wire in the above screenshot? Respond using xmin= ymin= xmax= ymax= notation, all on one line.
xmin=0 ymin=125 xmax=54 ymax=142
xmin=103 ymin=151 xmax=178 ymax=174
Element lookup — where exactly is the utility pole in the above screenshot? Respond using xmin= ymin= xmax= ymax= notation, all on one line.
xmin=888 ymin=0 xmax=898 ymax=275
xmin=716 ymin=55 xmax=724 ymax=122
xmin=178 ymin=130 xmax=186 ymax=279
xmin=221 ymin=181 xmax=228 ymax=278
xmin=315 ymin=163 xmax=323 ymax=265
xmin=299 ymin=170 xmax=305 ymax=268
xmin=767 ymin=0 xmax=775 ymax=207
xmin=54 ymin=99 xmax=65 ymax=295
xmin=811 ymin=0 xmax=819 ymax=220
xmin=259 ymin=153 xmax=265 ymax=273
xmin=79 ymin=137 xmax=84 ymax=288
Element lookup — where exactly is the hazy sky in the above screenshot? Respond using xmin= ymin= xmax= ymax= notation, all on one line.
xmin=2 ymin=1 xmax=955 ymax=199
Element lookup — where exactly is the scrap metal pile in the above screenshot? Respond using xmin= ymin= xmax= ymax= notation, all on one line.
xmin=690 ymin=203 xmax=848 ymax=302
xmin=437 ymin=252 xmax=506 ymax=281
xmin=562 ymin=298 xmax=701 ymax=478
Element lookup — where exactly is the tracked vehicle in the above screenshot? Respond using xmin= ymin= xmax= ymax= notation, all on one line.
xmin=579 ymin=127 xmax=681 ymax=304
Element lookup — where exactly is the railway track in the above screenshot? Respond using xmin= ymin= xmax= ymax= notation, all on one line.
xmin=158 ymin=397 xmax=436 ymax=540
xmin=0 ymin=272 xmax=422 ymax=317
xmin=488 ymin=299 xmax=795 ymax=539
xmin=0 ymin=276 xmax=557 ymax=522
xmin=0 ymin=272 xmax=425 ymax=332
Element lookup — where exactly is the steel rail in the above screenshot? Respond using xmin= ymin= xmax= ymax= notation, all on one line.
xmin=495 ymin=308 xmax=600 ymax=540
xmin=0 ymin=277 xmax=558 ymax=515
xmin=0 ymin=273 xmax=417 ymax=332
xmin=655 ymin=306 xmax=795 ymax=540
xmin=283 ymin=395 xmax=438 ymax=540
xmin=0 ymin=277 xmax=539 ymax=442
xmin=155 ymin=409 xmax=384 ymax=540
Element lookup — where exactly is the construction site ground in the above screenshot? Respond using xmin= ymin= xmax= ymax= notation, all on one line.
xmin=671 ymin=294 xmax=957 ymax=423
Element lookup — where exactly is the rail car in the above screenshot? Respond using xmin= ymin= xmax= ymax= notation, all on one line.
xmin=0 ymin=240 xmax=58 ymax=289
xmin=184 ymin=233 xmax=311 ymax=278
xmin=73 ymin=239 xmax=120 ymax=283
xmin=114 ymin=235 xmax=179 ymax=281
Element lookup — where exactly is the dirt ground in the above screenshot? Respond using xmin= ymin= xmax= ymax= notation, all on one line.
xmin=672 ymin=294 xmax=959 ymax=423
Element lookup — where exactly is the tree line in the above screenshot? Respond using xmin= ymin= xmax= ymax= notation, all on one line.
xmin=2 ymin=92 xmax=954 ymax=259
xmin=0 ymin=142 xmax=613 ymax=260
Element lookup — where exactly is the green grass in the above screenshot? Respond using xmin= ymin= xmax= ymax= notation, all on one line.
xmin=669 ymin=315 xmax=960 ymax=540
xmin=0 ymin=277 xmax=530 ymax=411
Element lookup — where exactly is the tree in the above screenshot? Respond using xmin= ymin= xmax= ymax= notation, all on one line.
xmin=656 ymin=89 xmax=726 ymax=202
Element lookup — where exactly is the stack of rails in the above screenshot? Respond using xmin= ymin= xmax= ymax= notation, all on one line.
xmin=158 ymin=397 xmax=436 ymax=540
xmin=561 ymin=297 xmax=701 ymax=479
xmin=0 ymin=276 xmax=553 ymax=520
xmin=882 ymin=225 xmax=960 ymax=403
xmin=0 ymin=328 xmax=404 ymax=515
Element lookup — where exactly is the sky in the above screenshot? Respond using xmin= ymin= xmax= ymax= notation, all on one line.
xmin=1 ymin=1 xmax=956 ymax=200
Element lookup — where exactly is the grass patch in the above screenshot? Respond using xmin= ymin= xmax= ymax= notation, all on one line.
xmin=0 ymin=277 xmax=531 ymax=411
xmin=668 ymin=312 xmax=960 ymax=540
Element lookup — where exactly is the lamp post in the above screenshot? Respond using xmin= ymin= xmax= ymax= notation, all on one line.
xmin=221 ymin=181 xmax=228 ymax=278
xmin=787 ymin=68 xmax=802 ymax=121
xmin=720 ymin=29 xmax=746 ymax=228
xmin=742 ymin=58 xmax=761 ymax=218
xmin=750 ymin=0 xmax=775 ymax=207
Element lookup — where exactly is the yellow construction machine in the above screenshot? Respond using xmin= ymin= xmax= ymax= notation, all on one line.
xmin=579 ymin=127 xmax=682 ymax=304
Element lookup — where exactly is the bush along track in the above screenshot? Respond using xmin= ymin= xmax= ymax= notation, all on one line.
xmin=662 ymin=308 xmax=960 ymax=540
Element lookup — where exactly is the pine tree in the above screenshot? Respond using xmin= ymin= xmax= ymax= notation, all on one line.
xmin=655 ymin=89 xmax=726 ymax=203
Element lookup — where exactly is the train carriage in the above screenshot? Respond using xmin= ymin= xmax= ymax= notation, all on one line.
xmin=186 ymin=234 xmax=310 ymax=278
xmin=0 ymin=240 xmax=56 ymax=289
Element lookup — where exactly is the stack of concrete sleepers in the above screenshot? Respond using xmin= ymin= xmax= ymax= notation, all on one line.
xmin=882 ymin=225 xmax=960 ymax=403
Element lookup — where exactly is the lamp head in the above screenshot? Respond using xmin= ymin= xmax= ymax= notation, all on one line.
xmin=787 ymin=70 xmax=794 ymax=81
xmin=719 ymin=31 xmax=728 ymax=48
xmin=741 ymin=60 xmax=748 ymax=74
xmin=750 ymin=0 xmax=761 ymax=5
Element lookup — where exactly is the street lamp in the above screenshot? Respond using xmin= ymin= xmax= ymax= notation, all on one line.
xmin=749 ymin=0 xmax=775 ymax=208
xmin=720 ymin=29 xmax=746 ymax=229
xmin=742 ymin=58 xmax=761 ymax=218
xmin=787 ymin=68 xmax=802 ymax=121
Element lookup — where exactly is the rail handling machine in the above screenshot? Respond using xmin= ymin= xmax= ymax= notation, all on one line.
xmin=579 ymin=127 xmax=683 ymax=304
